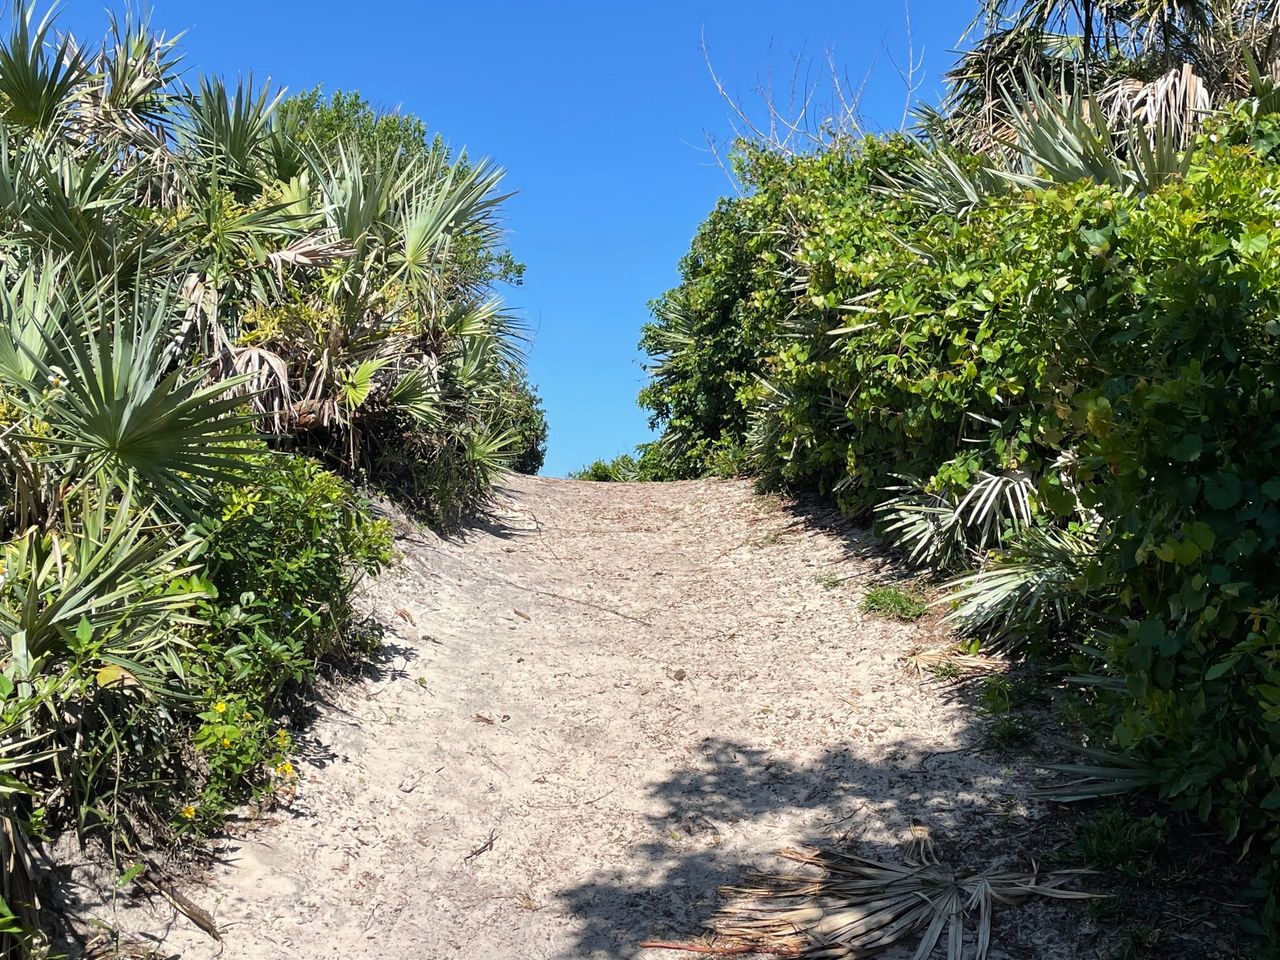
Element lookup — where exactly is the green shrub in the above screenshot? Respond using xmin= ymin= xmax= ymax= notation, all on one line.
xmin=192 ymin=453 xmax=392 ymax=684
xmin=181 ymin=454 xmax=392 ymax=827
xmin=569 ymin=454 xmax=641 ymax=482
xmin=639 ymin=138 xmax=922 ymax=481
xmin=493 ymin=368 xmax=549 ymax=476
xmin=0 ymin=6 xmax=522 ymax=946
xmin=641 ymin=124 xmax=1280 ymax=941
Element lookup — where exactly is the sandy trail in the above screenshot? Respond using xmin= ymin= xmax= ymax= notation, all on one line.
xmin=70 ymin=475 xmax=1079 ymax=959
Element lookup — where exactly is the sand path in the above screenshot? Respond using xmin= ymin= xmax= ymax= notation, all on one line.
xmin=73 ymin=475 xmax=1076 ymax=959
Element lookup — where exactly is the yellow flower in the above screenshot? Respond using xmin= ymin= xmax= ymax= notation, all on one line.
xmin=275 ymin=761 xmax=295 ymax=778
xmin=274 ymin=729 xmax=289 ymax=745
xmin=220 ymin=737 xmax=232 ymax=749
xmin=180 ymin=805 xmax=197 ymax=820
xmin=213 ymin=701 xmax=227 ymax=714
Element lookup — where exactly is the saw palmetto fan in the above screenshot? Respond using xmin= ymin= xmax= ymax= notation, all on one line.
xmin=703 ymin=841 xmax=1097 ymax=960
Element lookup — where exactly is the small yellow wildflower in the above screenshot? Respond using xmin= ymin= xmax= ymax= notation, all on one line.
xmin=213 ymin=701 xmax=227 ymax=714
xmin=180 ymin=805 xmax=197 ymax=820
xmin=220 ymin=737 xmax=232 ymax=749
xmin=275 ymin=761 xmax=295 ymax=778
xmin=275 ymin=728 xmax=289 ymax=745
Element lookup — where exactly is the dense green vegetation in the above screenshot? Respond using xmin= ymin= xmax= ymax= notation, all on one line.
xmin=637 ymin=0 xmax=1280 ymax=947
xmin=0 ymin=8 xmax=540 ymax=951
xmin=568 ymin=454 xmax=641 ymax=481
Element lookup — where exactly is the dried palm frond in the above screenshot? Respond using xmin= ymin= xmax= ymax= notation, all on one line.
xmin=707 ymin=846 xmax=1098 ymax=959
xmin=266 ymin=234 xmax=355 ymax=278
xmin=903 ymin=647 xmax=1008 ymax=680
xmin=223 ymin=345 xmax=292 ymax=433
xmin=1097 ymin=63 xmax=1212 ymax=146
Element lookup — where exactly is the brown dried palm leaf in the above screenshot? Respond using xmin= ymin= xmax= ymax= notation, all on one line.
xmin=266 ymin=234 xmax=356 ymax=280
xmin=903 ymin=648 xmax=1007 ymax=680
xmin=707 ymin=846 xmax=1098 ymax=960
xmin=288 ymin=396 xmax=338 ymax=432
xmin=1098 ymin=63 xmax=1211 ymax=145
xmin=224 ymin=345 xmax=292 ymax=433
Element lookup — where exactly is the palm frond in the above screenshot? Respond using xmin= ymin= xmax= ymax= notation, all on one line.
xmin=941 ymin=521 xmax=1101 ymax=651
xmin=17 ymin=284 xmax=255 ymax=505
xmin=0 ymin=6 xmax=91 ymax=132
xmin=1036 ymin=747 xmax=1160 ymax=801
xmin=0 ymin=485 xmax=206 ymax=680
xmin=706 ymin=845 xmax=1097 ymax=960
xmin=876 ymin=470 xmax=1036 ymax=572
xmin=178 ymin=74 xmax=283 ymax=193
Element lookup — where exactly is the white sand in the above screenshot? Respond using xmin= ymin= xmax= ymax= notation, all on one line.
xmin=65 ymin=475 xmax=1089 ymax=958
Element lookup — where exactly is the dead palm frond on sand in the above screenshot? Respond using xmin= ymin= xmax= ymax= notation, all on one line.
xmin=646 ymin=837 xmax=1098 ymax=959
xmin=903 ymin=648 xmax=1007 ymax=681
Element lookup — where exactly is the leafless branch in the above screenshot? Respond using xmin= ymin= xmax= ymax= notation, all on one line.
xmin=890 ymin=0 xmax=927 ymax=129
xmin=699 ymin=31 xmax=870 ymax=169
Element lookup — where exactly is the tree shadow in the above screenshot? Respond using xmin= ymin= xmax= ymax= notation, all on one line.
xmin=555 ymin=732 xmax=1049 ymax=960
xmin=775 ymin=491 xmax=911 ymax=578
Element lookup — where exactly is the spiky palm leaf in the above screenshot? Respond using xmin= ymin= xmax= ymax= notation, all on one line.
xmin=0 ymin=485 xmax=206 ymax=681
xmin=1036 ymin=747 xmax=1161 ymax=801
xmin=877 ymin=470 xmax=1036 ymax=572
xmin=948 ymin=0 xmax=1280 ymax=151
xmin=706 ymin=845 xmax=1097 ymax=960
xmin=177 ymin=74 xmax=283 ymax=194
xmin=16 ymin=285 xmax=254 ymax=505
xmin=0 ymin=6 xmax=90 ymax=132
xmin=941 ymin=521 xmax=1101 ymax=650
xmin=90 ymin=10 xmax=183 ymax=136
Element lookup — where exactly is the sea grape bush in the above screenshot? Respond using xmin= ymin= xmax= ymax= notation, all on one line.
xmin=641 ymin=128 xmax=1280 ymax=941
xmin=638 ymin=138 xmax=920 ymax=481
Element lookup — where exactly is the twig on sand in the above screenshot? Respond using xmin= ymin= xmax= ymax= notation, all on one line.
xmin=464 ymin=830 xmax=497 ymax=863
xmin=638 ymin=941 xmax=802 ymax=956
xmin=143 ymin=868 xmax=221 ymax=943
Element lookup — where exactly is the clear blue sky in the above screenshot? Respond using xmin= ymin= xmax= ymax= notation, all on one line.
xmin=60 ymin=1 xmax=977 ymax=475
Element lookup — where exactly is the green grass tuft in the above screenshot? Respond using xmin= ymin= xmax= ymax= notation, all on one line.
xmin=813 ymin=571 xmax=842 ymax=590
xmin=862 ymin=585 xmax=928 ymax=620
xmin=1075 ymin=808 xmax=1168 ymax=878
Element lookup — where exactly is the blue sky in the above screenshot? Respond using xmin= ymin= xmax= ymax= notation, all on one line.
xmin=60 ymin=1 xmax=977 ymax=475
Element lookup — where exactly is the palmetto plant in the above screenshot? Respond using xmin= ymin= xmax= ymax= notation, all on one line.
xmin=941 ymin=520 xmax=1102 ymax=651
xmin=0 ymin=3 xmax=523 ymax=514
xmin=948 ymin=0 xmax=1280 ymax=149
xmin=889 ymin=1 xmax=1280 ymax=220
xmin=894 ymin=72 xmax=1196 ymax=217
xmin=0 ymin=7 xmax=89 ymax=133
xmin=0 ymin=486 xmax=204 ymax=683
xmin=876 ymin=470 xmax=1036 ymax=572
xmin=0 ymin=4 xmax=527 ymax=947
xmin=15 ymin=285 xmax=254 ymax=507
